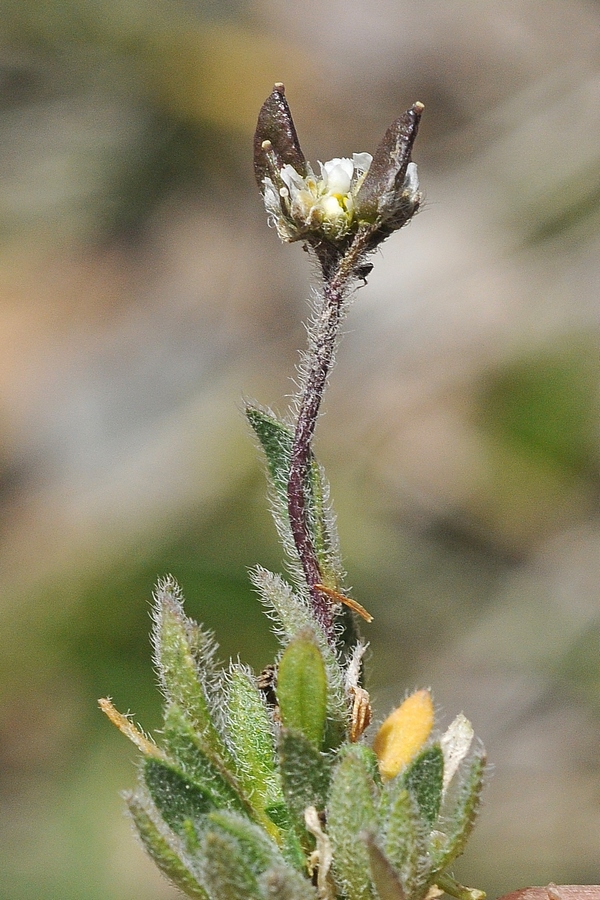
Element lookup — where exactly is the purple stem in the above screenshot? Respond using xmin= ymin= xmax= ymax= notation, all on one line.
xmin=287 ymin=231 xmax=371 ymax=642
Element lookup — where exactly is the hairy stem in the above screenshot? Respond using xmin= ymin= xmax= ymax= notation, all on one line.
xmin=287 ymin=229 xmax=374 ymax=641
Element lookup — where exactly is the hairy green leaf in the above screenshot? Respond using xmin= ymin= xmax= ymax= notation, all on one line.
xmin=125 ymin=790 xmax=208 ymax=899
xmin=246 ymin=405 xmax=342 ymax=587
xmin=402 ymin=744 xmax=444 ymax=826
xmin=143 ymin=758 xmax=216 ymax=840
xmin=432 ymin=748 xmax=486 ymax=873
xmin=162 ymin=704 xmax=247 ymax=811
xmin=277 ymin=632 xmax=327 ymax=749
xmin=383 ymin=788 xmax=428 ymax=897
xmin=224 ymin=666 xmax=281 ymax=810
xmin=278 ymin=728 xmax=331 ymax=834
xmin=206 ymin=810 xmax=283 ymax=874
xmin=202 ymin=829 xmax=262 ymax=900
xmin=328 ymin=745 xmax=379 ymax=900
xmin=152 ymin=578 xmax=230 ymax=764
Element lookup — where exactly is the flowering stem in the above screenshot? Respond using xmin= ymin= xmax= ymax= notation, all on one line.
xmin=287 ymin=228 xmax=374 ymax=641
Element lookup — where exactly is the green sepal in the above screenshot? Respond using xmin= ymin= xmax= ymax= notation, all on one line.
xmin=363 ymin=834 xmax=406 ymax=900
xmin=224 ymin=666 xmax=281 ymax=810
xmin=431 ymin=748 xmax=486 ymax=873
xmin=125 ymin=790 xmax=208 ymax=899
xmin=277 ymin=632 xmax=327 ymax=749
xmin=402 ymin=744 xmax=444 ymax=826
xmin=259 ymin=865 xmax=318 ymax=900
xmin=383 ymin=788 xmax=428 ymax=898
xmin=327 ymin=744 xmax=379 ymax=900
xmin=202 ymin=828 xmax=263 ymax=900
xmin=143 ymin=757 xmax=216 ymax=842
xmin=152 ymin=578 xmax=231 ymax=764
xmin=161 ymin=704 xmax=247 ymax=809
xmin=246 ymin=405 xmax=341 ymax=588
xmin=278 ymin=728 xmax=331 ymax=837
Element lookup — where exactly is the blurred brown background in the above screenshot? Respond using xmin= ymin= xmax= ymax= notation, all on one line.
xmin=1 ymin=1 xmax=600 ymax=897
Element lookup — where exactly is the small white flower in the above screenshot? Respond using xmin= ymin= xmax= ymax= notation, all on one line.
xmin=262 ymin=152 xmax=373 ymax=242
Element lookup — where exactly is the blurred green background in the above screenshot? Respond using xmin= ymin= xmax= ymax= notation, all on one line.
xmin=1 ymin=1 xmax=600 ymax=897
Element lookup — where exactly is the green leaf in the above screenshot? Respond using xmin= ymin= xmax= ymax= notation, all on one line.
xmin=431 ymin=749 xmax=486 ymax=873
xmin=202 ymin=829 xmax=262 ymax=900
xmin=143 ymin=757 xmax=216 ymax=841
xmin=402 ymin=744 xmax=444 ymax=826
xmin=162 ymin=704 xmax=247 ymax=811
xmin=125 ymin=790 xmax=208 ymax=899
xmin=224 ymin=666 xmax=281 ymax=810
xmin=246 ymin=405 xmax=342 ymax=588
xmin=152 ymin=577 xmax=231 ymax=764
xmin=277 ymin=632 xmax=327 ymax=749
xmin=363 ymin=835 xmax=406 ymax=900
xmin=207 ymin=810 xmax=283 ymax=874
xmin=327 ymin=745 xmax=379 ymax=900
xmin=383 ymin=788 xmax=428 ymax=897
xmin=259 ymin=865 xmax=318 ymax=900
xmin=250 ymin=568 xmax=349 ymax=748
xmin=278 ymin=728 xmax=331 ymax=835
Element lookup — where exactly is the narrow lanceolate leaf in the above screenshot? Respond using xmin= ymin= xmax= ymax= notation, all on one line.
xmin=432 ymin=748 xmax=486 ymax=873
xmin=161 ymin=704 xmax=247 ymax=812
xmin=278 ymin=729 xmax=331 ymax=836
xmin=246 ymin=405 xmax=343 ymax=589
xmin=383 ymin=788 xmax=428 ymax=898
xmin=142 ymin=758 xmax=215 ymax=841
xmin=364 ymin=835 xmax=406 ymax=900
xmin=224 ymin=666 xmax=281 ymax=811
xmin=206 ymin=810 xmax=283 ymax=875
xmin=402 ymin=744 xmax=444 ymax=826
xmin=327 ymin=745 xmax=379 ymax=900
xmin=259 ymin=865 xmax=318 ymax=900
xmin=125 ymin=791 xmax=208 ymax=899
xmin=202 ymin=829 xmax=262 ymax=900
xmin=277 ymin=632 xmax=327 ymax=750
xmin=152 ymin=577 xmax=229 ymax=763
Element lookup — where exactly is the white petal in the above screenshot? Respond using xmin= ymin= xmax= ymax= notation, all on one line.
xmin=352 ymin=152 xmax=372 ymax=174
xmin=322 ymin=157 xmax=353 ymax=194
xmin=440 ymin=713 xmax=474 ymax=793
xmin=280 ymin=164 xmax=306 ymax=193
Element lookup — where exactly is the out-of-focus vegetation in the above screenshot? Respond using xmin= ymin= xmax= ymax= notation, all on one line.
xmin=1 ymin=1 xmax=600 ymax=898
